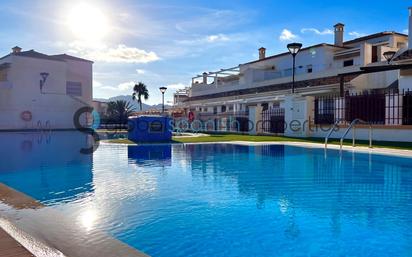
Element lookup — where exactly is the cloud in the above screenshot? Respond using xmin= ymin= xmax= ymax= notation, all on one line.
xmin=68 ymin=42 xmax=160 ymax=64
xmin=166 ymin=83 xmax=187 ymax=90
xmin=93 ymin=80 xmax=102 ymax=88
xmin=348 ymin=31 xmax=366 ymax=38
xmin=403 ymin=29 xmax=409 ymax=34
xmin=117 ymin=81 xmax=136 ymax=91
xmin=279 ymin=29 xmax=297 ymax=41
xmin=177 ymin=33 xmax=232 ymax=45
xmin=301 ymin=28 xmax=333 ymax=35
xmin=136 ymin=69 xmax=146 ymax=74
xmin=87 ymin=44 xmax=160 ymax=63
xmin=206 ymin=34 xmax=230 ymax=43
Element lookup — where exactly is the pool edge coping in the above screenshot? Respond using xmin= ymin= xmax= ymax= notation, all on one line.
xmin=101 ymin=140 xmax=412 ymax=158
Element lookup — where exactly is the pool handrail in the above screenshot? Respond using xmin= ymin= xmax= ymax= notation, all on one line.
xmin=324 ymin=119 xmax=343 ymax=149
xmin=339 ymin=119 xmax=372 ymax=151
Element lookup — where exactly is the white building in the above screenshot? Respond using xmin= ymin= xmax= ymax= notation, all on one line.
xmin=178 ymin=8 xmax=412 ymax=142
xmin=173 ymin=88 xmax=190 ymax=106
xmin=0 ymin=47 xmax=93 ymax=130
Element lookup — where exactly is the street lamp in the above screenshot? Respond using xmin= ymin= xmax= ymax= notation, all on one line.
xmin=159 ymin=86 xmax=167 ymax=114
xmin=383 ymin=51 xmax=396 ymax=64
xmin=287 ymin=42 xmax=303 ymax=94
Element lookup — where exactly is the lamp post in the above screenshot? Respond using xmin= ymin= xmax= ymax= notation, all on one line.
xmin=287 ymin=43 xmax=303 ymax=94
xmin=383 ymin=51 xmax=396 ymax=64
xmin=159 ymin=86 xmax=167 ymax=114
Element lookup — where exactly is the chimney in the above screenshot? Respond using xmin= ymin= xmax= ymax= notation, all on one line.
xmin=258 ymin=47 xmax=266 ymax=60
xmin=202 ymin=72 xmax=208 ymax=84
xmin=409 ymin=7 xmax=412 ymax=48
xmin=334 ymin=23 xmax=345 ymax=47
xmin=12 ymin=46 xmax=22 ymax=54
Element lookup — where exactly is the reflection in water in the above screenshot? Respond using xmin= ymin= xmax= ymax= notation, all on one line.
xmin=1 ymin=138 xmax=412 ymax=257
xmin=128 ymin=145 xmax=171 ymax=165
xmin=0 ymin=131 xmax=94 ymax=204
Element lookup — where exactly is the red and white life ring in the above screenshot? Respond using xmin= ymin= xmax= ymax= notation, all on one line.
xmin=20 ymin=111 xmax=32 ymax=122
xmin=188 ymin=111 xmax=195 ymax=122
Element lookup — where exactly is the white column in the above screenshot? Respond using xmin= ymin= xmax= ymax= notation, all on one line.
xmin=248 ymin=106 xmax=256 ymax=135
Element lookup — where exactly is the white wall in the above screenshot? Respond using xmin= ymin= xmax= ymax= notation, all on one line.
xmin=399 ymin=69 xmax=412 ymax=91
xmin=283 ymin=95 xmax=314 ymax=137
xmin=310 ymin=126 xmax=412 ymax=143
xmin=0 ymin=55 xmax=93 ymax=130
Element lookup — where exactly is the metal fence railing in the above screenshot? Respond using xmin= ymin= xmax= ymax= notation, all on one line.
xmin=314 ymin=90 xmax=412 ymax=125
xmin=262 ymin=107 xmax=285 ymax=133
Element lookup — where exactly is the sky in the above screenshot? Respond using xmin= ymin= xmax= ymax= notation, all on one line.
xmin=0 ymin=0 xmax=410 ymax=105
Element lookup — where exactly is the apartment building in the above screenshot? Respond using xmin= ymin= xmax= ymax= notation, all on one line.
xmin=178 ymin=8 xmax=412 ymax=141
xmin=0 ymin=47 xmax=93 ymax=130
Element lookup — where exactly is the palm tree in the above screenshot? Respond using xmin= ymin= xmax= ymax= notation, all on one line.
xmin=132 ymin=82 xmax=149 ymax=111
xmin=106 ymin=100 xmax=136 ymax=123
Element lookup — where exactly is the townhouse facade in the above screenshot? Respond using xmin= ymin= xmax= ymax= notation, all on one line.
xmin=176 ymin=7 xmax=412 ymax=142
xmin=0 ymin=47 xmax=93 ymax=130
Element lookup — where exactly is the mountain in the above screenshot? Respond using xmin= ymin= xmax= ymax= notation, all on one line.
xmin=93 ymin=95 xmax=171 ymax=111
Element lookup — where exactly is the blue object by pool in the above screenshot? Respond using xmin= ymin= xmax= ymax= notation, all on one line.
xmin=1 ymin=132 xmax=412 ymax=257
xmin=128 ymin=115 xmax=172 ymax=142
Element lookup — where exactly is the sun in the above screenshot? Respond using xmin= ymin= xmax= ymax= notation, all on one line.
xmin=66 ymin=3 xmax=110 ymax=42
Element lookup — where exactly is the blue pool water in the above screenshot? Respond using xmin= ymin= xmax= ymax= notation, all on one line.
xmin=1 ymin=132 xmax=412 ymax=257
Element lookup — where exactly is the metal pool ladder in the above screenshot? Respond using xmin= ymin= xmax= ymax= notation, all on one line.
xmin=339 ymin=119 xmax=373 ymax=151
xmin=324 ymin=119 xmax=342 ymax=149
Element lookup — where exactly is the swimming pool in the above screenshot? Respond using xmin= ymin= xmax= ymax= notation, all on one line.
xmin=1 ymin=132 xmax=412 ymax=257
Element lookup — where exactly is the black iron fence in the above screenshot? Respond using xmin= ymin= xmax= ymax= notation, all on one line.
xmin=314 ymin=90 xmax=412 ymax=125
xmin=173 ymin=111 xmax=250 ymax=132
xmin=262 ymin=107 xmax=285 ymax=133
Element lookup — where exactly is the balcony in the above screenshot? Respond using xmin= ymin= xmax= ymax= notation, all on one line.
xmin=252 ymin=64 xmax=333 ymax=83
xmin=198 ymin=110 xmax=249 ymax=118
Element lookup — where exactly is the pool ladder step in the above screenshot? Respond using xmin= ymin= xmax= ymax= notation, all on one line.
xmin=324 ymin=119 xmax=373 ymax=150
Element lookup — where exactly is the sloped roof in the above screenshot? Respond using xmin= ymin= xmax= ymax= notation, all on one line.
xmin=343 ymin=31 xmax=407 ymax=45
xmin=51 ymin=54 xmax=93 ymax=63
xmin=186 ymin=74 xmax=360 ymax=102
xmin=243 ymin=31 xmax=407 ymax=66
xmin=393 ymin=49 xmax=412 ymax=61
xmin=0 ymin=50 xmax=93 ymax=63
xmin=0 ymin=50 xmax=65 ymax=62
xmin=244 ymin=43 xmax=348 ymax=65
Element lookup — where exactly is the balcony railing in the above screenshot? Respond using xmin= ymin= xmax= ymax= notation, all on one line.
xmin=314 ymin=89 xmax=412 ymax=126
xmin=198 ymin=111 xmax=249 ymax=118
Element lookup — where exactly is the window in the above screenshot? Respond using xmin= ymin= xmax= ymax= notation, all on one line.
xmin=221 ymin=105 xmax=227 ymax=113
xmin=307 ymin=65 xmax=313 ymax=73
xmin=66 ymin=81 xmax=82 ymax=96
xmin=371 ymin=46 xmax=378 ymax=63
xmin=343 ymin=59 xmax=354 ymax=67
xmin=213 ymin=106 xmax=217 ymax=114
xmin=229 ymin=105 xmax=234 ymax=111
xmin=149 ymin=121 xmax=163 ymax=133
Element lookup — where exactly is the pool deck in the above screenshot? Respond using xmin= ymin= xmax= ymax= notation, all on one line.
xmin=0 ymin=228 xmax=34 ymax=257
xmin=0 ymin=183 xmax=149 ymax=257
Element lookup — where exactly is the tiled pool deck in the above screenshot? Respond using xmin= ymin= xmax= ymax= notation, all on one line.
xmin=0 ymin=228 xmax=34 ymax=257
xmin=0 ymin=183 xmax=149 ymax=257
